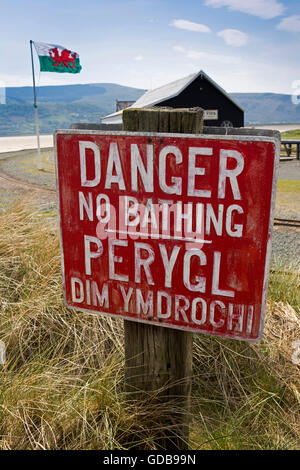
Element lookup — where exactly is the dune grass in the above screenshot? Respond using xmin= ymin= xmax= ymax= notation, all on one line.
xmin=0 ymin=201 xmax=299 ymax=450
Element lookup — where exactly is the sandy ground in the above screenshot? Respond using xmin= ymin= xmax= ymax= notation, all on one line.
xmin=1 ymin=124 xmax=300 ymax=155
xmin=0 ymin=135 xmax=53 ymax=153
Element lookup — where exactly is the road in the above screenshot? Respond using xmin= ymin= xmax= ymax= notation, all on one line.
xmin=0 ymin=135 xmax=53 ymax=153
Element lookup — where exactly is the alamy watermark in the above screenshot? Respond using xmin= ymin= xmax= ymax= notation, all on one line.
xmin=0 ymin=81 xmax=6 ymax=105
xmin=291 ymin=80 xmax=300 ymax=105
xmin=0 ymin=340 xmax=6 ymax=365
xmin=91 ymin=197 xmax=244 ymax=252
xmin=291 ymin=340 xmax=300 ymax=365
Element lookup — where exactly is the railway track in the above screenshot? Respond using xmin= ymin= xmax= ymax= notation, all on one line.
xmin=274 ymin=217 xmax=300 ymax=228
xmin=0 ymin=170 xmax=56 ymax=193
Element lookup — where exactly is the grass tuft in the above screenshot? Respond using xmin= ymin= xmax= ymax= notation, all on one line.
xmin=0 ymin=200 xmax=299 ymax=449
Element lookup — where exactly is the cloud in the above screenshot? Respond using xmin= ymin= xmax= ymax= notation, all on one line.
xmin=187 ymin=50 xmax=240 ymax=64
xmin=173 ymin=45 xmax=185 ymax=53
xmin=173 ymin=46 xmax=240 ymax=65
xmin=218 ymin=29 xmax=248 ymax=46
xmin=170 ymin=19 xmax=211 ymax=33
xmin=134 ymin=55 xmax=144 ymax=61
xmin=277 ymin=15 xmax=300 ymax=33
xmin=204 ymin=0 xmax=284 ymax=20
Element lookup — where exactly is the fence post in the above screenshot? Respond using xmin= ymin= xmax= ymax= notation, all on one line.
xmin=122 ymin=107 xmax=203 ymax=450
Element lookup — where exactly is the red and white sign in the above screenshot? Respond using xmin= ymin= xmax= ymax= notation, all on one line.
xmin=55 ymin=130 xmax=279 ymax=341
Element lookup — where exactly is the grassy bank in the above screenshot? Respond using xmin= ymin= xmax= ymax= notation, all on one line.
xmin=281 ymin=129 xmax=300 ymax=140
xmin=277 ymin=180 xmax=300 ymax=193
xmin=0 ymin=201 xmax=299 ymax=450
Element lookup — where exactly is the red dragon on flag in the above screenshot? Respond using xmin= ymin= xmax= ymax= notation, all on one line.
xmin=33 ymin=41 xmax=82 ymax=73
xmin=49 ymin=48 xmax=76 ymax=68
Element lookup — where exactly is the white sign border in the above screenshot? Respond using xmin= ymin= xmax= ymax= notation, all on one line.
xmin=54 ymin=129 xmax=280 ymax=343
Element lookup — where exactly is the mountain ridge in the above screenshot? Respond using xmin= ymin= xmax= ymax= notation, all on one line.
xmin=0 ymin=83 xmax=299 ymax=136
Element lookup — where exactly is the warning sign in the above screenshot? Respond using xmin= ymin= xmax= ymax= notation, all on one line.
xmin=55 ymin=130 xmax=279 ymax=341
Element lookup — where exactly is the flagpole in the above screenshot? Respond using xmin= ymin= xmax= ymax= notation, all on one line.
xmin=30 ymin=40 xmax=42 ymax=171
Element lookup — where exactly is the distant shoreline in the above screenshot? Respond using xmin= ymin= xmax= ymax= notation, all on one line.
xmin=1 ymin=123 xmax=300 ymax=154
xmin=2 ymin=123 xmax=300 ymax=140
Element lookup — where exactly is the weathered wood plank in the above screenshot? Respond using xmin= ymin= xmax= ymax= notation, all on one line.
xmin=123 ymin=106 xmax=204 ymax=450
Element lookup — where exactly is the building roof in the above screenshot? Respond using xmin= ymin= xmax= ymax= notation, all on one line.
xmin=101 ymin=70 xmax=244 ymax=124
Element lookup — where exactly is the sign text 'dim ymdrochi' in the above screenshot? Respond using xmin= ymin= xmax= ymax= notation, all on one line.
xmin=55 ymin=131 xmax=279 ymax=341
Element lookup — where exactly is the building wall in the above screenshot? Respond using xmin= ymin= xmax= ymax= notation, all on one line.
xmin=156 ymin=74 xmax=244 ymax=127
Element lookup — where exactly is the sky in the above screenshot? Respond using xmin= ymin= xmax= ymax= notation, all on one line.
xmin=1 ymin=0 xmax=300 ymax=94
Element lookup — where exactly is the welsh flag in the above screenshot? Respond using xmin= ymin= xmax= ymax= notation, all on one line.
xmin=33 ymin=41 xmax=82 ymax=73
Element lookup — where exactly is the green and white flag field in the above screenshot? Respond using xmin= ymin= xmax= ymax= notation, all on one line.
xmin=33 ymin=41 xmax=82 ymax=73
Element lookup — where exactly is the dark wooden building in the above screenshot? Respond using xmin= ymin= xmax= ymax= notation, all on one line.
xmin=102 ymin=70 xmax=244 ymax=127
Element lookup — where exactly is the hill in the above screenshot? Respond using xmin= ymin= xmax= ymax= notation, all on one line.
xmin=1 ymin=83 xmax=300 ymax=135
xmin=231 ymin=92 xmax=300 ymax=125
xmin=1 ymin=83 xmax=146 ymax=136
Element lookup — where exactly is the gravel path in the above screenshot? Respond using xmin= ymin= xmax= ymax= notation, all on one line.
xmin=278 ymin=160 xmax=300 ymax=180
xmin=0 ymin=149 xmax=56 ymax=210
xmin=0 ymin=173 xmax=57 ymax=212
xmin=0 ymin=149 xmax=55 ymax=189
xmin=271 ymin=226 xmax=300 ymax=267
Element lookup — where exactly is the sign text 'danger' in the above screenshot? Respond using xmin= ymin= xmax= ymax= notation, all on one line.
xmin=55 ymin=131 xmax=278 ymax=341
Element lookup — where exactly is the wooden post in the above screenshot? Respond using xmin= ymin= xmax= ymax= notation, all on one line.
xmin=123 ymin=107 xmax=204 ymax=450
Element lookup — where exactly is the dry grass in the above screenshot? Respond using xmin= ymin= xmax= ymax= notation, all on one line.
xmin=190 ymin=299 xmax=300 ymax=449
xmin=0 ymin=200 xmax=299 ymax=450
